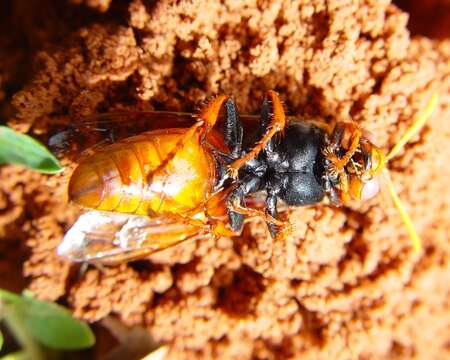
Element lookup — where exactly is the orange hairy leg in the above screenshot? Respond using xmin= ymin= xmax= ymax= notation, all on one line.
xmin=147 ymin=95 xmax=231 ymax=182
xmin=228 ymin=197 xmax=293 ymax=238
xmin=169 ymin=212 xmax=208 ymax=228
xmin=323 ymin=123 xmax=363 ymax=176
xmin=227 ymin=197 xmax=285 ymax=226
xmin=227 ymin=90 xmax=287 ymax=178
xmin=170 ymin=188 xmax=239 ymax=237
xmin=228 ymin=199 xmax=284 ymax=226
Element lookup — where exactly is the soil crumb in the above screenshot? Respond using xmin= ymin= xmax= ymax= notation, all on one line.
xmin=1 ymin=0 xmax=449 ymax=359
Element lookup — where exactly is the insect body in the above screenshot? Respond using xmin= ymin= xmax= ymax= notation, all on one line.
xmin=58 ymin=91 xmax=438 ymax=264
xmin=69 ymin=129 xmax=216 ymax=216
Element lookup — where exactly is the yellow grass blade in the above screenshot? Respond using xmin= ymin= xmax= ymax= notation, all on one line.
xmin=383 ymin=169 xmax=421 ymax=254
xmin=386 ymin=93 xmax=439 ymax=161
xmin=141 ymin=346 xmax=169 ymax=360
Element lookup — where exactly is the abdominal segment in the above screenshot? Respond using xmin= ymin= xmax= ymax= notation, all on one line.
xmin=68 ymin=131 xmax=215 ymax=216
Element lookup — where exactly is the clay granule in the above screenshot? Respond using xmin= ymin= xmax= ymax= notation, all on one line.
xmin=1 ymin=0 xmax=449 ymax=359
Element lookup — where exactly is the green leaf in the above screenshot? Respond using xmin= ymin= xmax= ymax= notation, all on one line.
xmin=0 ymin=330 xmax=3 ymax=351
xmin=0 ymin=289 xmax=22 ymax=304
xmin=21 ymin=291 xmax=35 ymax=300
xmin=0 ymin=289 xmax=95 ymax=350
xmin=23 ymin=299 xmax=95 ymax=350
xmin=0 ymin=126 xmax=63 ymax=174
xmin=0 ymin=351 xmax=29 ymax=360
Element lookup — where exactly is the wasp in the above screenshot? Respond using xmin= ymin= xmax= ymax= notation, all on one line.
xmin=56 ymin=90 xmax=438 ymax=264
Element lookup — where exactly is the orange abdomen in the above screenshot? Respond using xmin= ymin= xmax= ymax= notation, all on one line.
xmin=68 ymin=129 xmax=216 ymax=216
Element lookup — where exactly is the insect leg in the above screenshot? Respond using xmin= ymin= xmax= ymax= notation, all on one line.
xmin=198 ymin=95 xmax=232 ymax=132
xmin=165 ymin=211 xmax=209 ymax=229
xmin=147 ymin=95 xmax=231 ymax=181
xmin=227 ymin=176 xmax=292 ymax=236
xmin=228 ymin=199 xmax=287 ymax=227
xmin=265 ymin=190 xmax=293 ymax=239
xmin=265 ymin=192 xmax=279 ymax=237
xmin=227 ymin=176 xmax=261 ymax=232
xmin=258 ymin=95 xmax=278 ymax=154
xmin=322 ymin=176 xmax=341 ymax=205
xmin=223 ymin=98 xmax=243 ymax=157
xmin=323 ymin=123 xmax=362 ymax=175
xmin=227 ymin=90 xmax=287 ymax=178
xmin=227 ymin=188 xmax=245 ymax=233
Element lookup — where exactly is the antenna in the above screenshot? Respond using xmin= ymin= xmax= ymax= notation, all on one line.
xmin=382 ymin=93 xmax=439 ymax=254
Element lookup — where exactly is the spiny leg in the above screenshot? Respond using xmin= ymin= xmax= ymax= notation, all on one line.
xmin=227 ymin=177 xmax=291 ymax=236
xmin=266 ymin=191 xmax=294 ymax=239
xmin=209 ymin=97 xmax=244 ymax=190
xmin=227 ymin=90 xmax=287 ymax=178
xmin=323 ymin=122 xmax=362 ymax=175
xmin=229 ymin=199 xmax=286 ymax=227
xmin=165 ymin=211 xmax=210 ymax=230
xmin=227 ymin=200 xmax=245 ymax=233
xmin=166 ymin=201 xmax=234 ymax=239
xmin=265 ymin=191 xmax=279 ymax=237
xmin=199 ymin=95 xmax=233 ymax=132
xmin=223 ymin=98 xmax=243 ymax=157
xmin=259 ymin=95 xmax=277 ymax=154
xmin=322 ymin=176 xmax=341 ymax=205
xmin=229 ymin=199 xmax=293 ymax=239
xmin=226 ymin=176 xmax=261 ymax=233
xmin=211 ymin=98 xmax=244 ymax=190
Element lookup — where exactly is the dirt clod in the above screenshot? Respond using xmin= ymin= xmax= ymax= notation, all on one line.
xmin=1 ymin=1 xmax=449 ymax=359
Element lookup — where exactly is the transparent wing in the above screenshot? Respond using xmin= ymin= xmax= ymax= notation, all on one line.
xmin=58 ymin=211 xmax=210 ymax=265
xmin=48 ymin=106 xmax=331 ymax=159
xmin=48 ymin=111 xmax=198 ymax=160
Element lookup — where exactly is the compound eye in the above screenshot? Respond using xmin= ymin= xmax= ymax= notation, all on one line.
xmin=360 ymin=177 xmax=380 ymax=200
xmin=370 ymin=146 xmax=386 ymax=175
